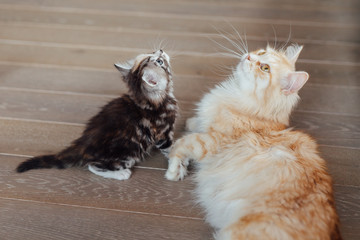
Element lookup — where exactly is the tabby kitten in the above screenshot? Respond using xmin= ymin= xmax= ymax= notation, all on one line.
xmin=165 ymin=45 xmax=341 ymax=239
xmin=17 ymin=50 xmax=178 ymax=180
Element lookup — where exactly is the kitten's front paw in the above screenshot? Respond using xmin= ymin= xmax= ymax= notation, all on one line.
xmin=165 ymin=157 xmax=188 ymax=181
xmin=114 ymin=169 xmax=132 ymax=181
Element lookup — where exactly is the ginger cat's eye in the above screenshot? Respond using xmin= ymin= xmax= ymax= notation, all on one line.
xmin=258 ymin=51 xmax=266 ymax=56
xmin=260 ymin=64 xmax=270 ymax=72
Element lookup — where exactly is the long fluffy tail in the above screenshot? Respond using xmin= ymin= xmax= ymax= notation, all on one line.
xmin=16 ymin=144 xmax=88 ymax=173
xmin=16 ymin=155 xmax=68 ymax=173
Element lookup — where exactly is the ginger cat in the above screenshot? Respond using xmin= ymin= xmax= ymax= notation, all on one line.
xmin=165 ymin=44 xmax=341 ymax=240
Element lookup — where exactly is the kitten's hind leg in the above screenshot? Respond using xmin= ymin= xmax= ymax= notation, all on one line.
xmin=88 ymin=161 xmax=134 ymax=181
xmin=88 ymin=164 xmax=131 ymax=180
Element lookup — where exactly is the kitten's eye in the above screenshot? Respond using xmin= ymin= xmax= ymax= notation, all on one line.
xmin=260 ymin=64 xmax=270 ymax=72
xmin=156 ymin=59 xmax=164 ymax=65
xmin=258 ymin=51 xmax=266 ymax=56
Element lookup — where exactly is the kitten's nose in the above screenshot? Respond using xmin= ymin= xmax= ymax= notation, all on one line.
xmin=246 ymin=54 xmax=251 ymax=61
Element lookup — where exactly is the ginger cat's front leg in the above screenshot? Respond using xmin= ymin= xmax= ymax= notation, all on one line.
xmin=185 ymin=117 xmax=200 ymax=132
xmin=165 ymin=132 xmax=220 ymax=181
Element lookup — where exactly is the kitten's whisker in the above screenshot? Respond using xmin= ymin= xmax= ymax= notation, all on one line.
xmin=165 ymin=40 xmax=176 ymax=52
xmin=149 ymin=35 xmax=162 ymax=52
xmin=149 ymin=41 xmax=155 ymax=53
xmin=162 ymin=39 xmax=171 ymax=51
xmin=157 ymin=38 xmax=166 ymax=51
xmin=150 ymin=37 xmax=171 ymax=53
xmin=167 ymin=51 xmax=179 ymax=61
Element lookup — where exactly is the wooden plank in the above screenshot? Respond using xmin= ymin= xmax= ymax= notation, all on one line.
xmin=319 ymin=146 xmax=360 ymax=187
xmin=0 ymin=115 xmax=359 ymax=172
xmin=0 ymin=0 xmax=358 ymax=24
xmin=1 ymin=71 xmax=359 ymax=119
xmin=0 ymin=65 xmax=123 ymax=95
xmin=0 ymin=64 xmax=359 ymax=101
xmin=0 ymin=88 xmax=195 ymax=130
xmin=1 ymin=0 xmax=358 ymax=13
xmin=0 ymin=89 xmax=111 ymax=124
xmin=0 ymin=24 xmax=359 ymax=63
xmin=1 ymin=0 xmax=359 ymax=11
xmin=169 ymin=0 xmax=360 ymax=9
xmin=0 ymin=41 xmax=358 ymax=84
xmin=0 ymin=41 xmax=232 ymax=78
xmin=0 ymin=86 xmax=202 ymax=124
xmin=0 ymin=7 xmax=359 ymax=43
xmin=0 ymin=119 xmax=84 ymax=157
xmin=0 ymin=87 xmax=359 ymax=147
xmin=1 ymin=36 xmax=358 ymax=68
xmin=0 ymin=198 xmax=213 ymax=240
xmin=0 ymin=0 xmax=358 ymax=239
xmin=297 ymin=84 xmax=360 ymax=116
xmin=0 ymin=155 xmax=203 ymax=218
xmin=333 ymin=185 xmax=360 ymax=240
xmin=290 ymin=112 xmax=360 ymax=149
xmin=2 ymin=144 xmax=359 ymax=187
xmin=0 ymin=156 xmax=358 ymax=239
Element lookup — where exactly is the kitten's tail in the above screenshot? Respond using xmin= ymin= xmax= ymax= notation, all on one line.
xmin=16 ymin=155 xmax=66 ymax=173
xmin=16 ymin=147 xmax=85 ymax=173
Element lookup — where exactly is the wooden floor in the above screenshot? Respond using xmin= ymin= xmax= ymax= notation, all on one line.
xmin=0 ymin=0 xmax=359 ymax=239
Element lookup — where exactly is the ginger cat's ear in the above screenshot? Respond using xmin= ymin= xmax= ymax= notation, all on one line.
xmin=282 ymin=71 xmax=309 ymax=95
xmin=286 ymin=44 xmax=303 ymax=65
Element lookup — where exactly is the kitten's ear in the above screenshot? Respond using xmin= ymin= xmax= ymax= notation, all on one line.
xmin=285 ymin=44 xmax=303 ymax=65
xmin=114 ymin=62 xmax=132 ymax=79
xmin=282 ymin=71 xmax=309 ymax=95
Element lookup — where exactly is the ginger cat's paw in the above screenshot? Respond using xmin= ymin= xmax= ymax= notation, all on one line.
xmin=165 ymin=157 xmax=188 ymax=181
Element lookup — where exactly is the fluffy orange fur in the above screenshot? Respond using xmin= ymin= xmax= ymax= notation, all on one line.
xmin=165 ymin=44 xmax=341 ymax=239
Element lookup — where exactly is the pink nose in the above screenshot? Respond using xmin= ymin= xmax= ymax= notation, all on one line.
xmin=246 ymin=55 xmax=251 ymax=61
